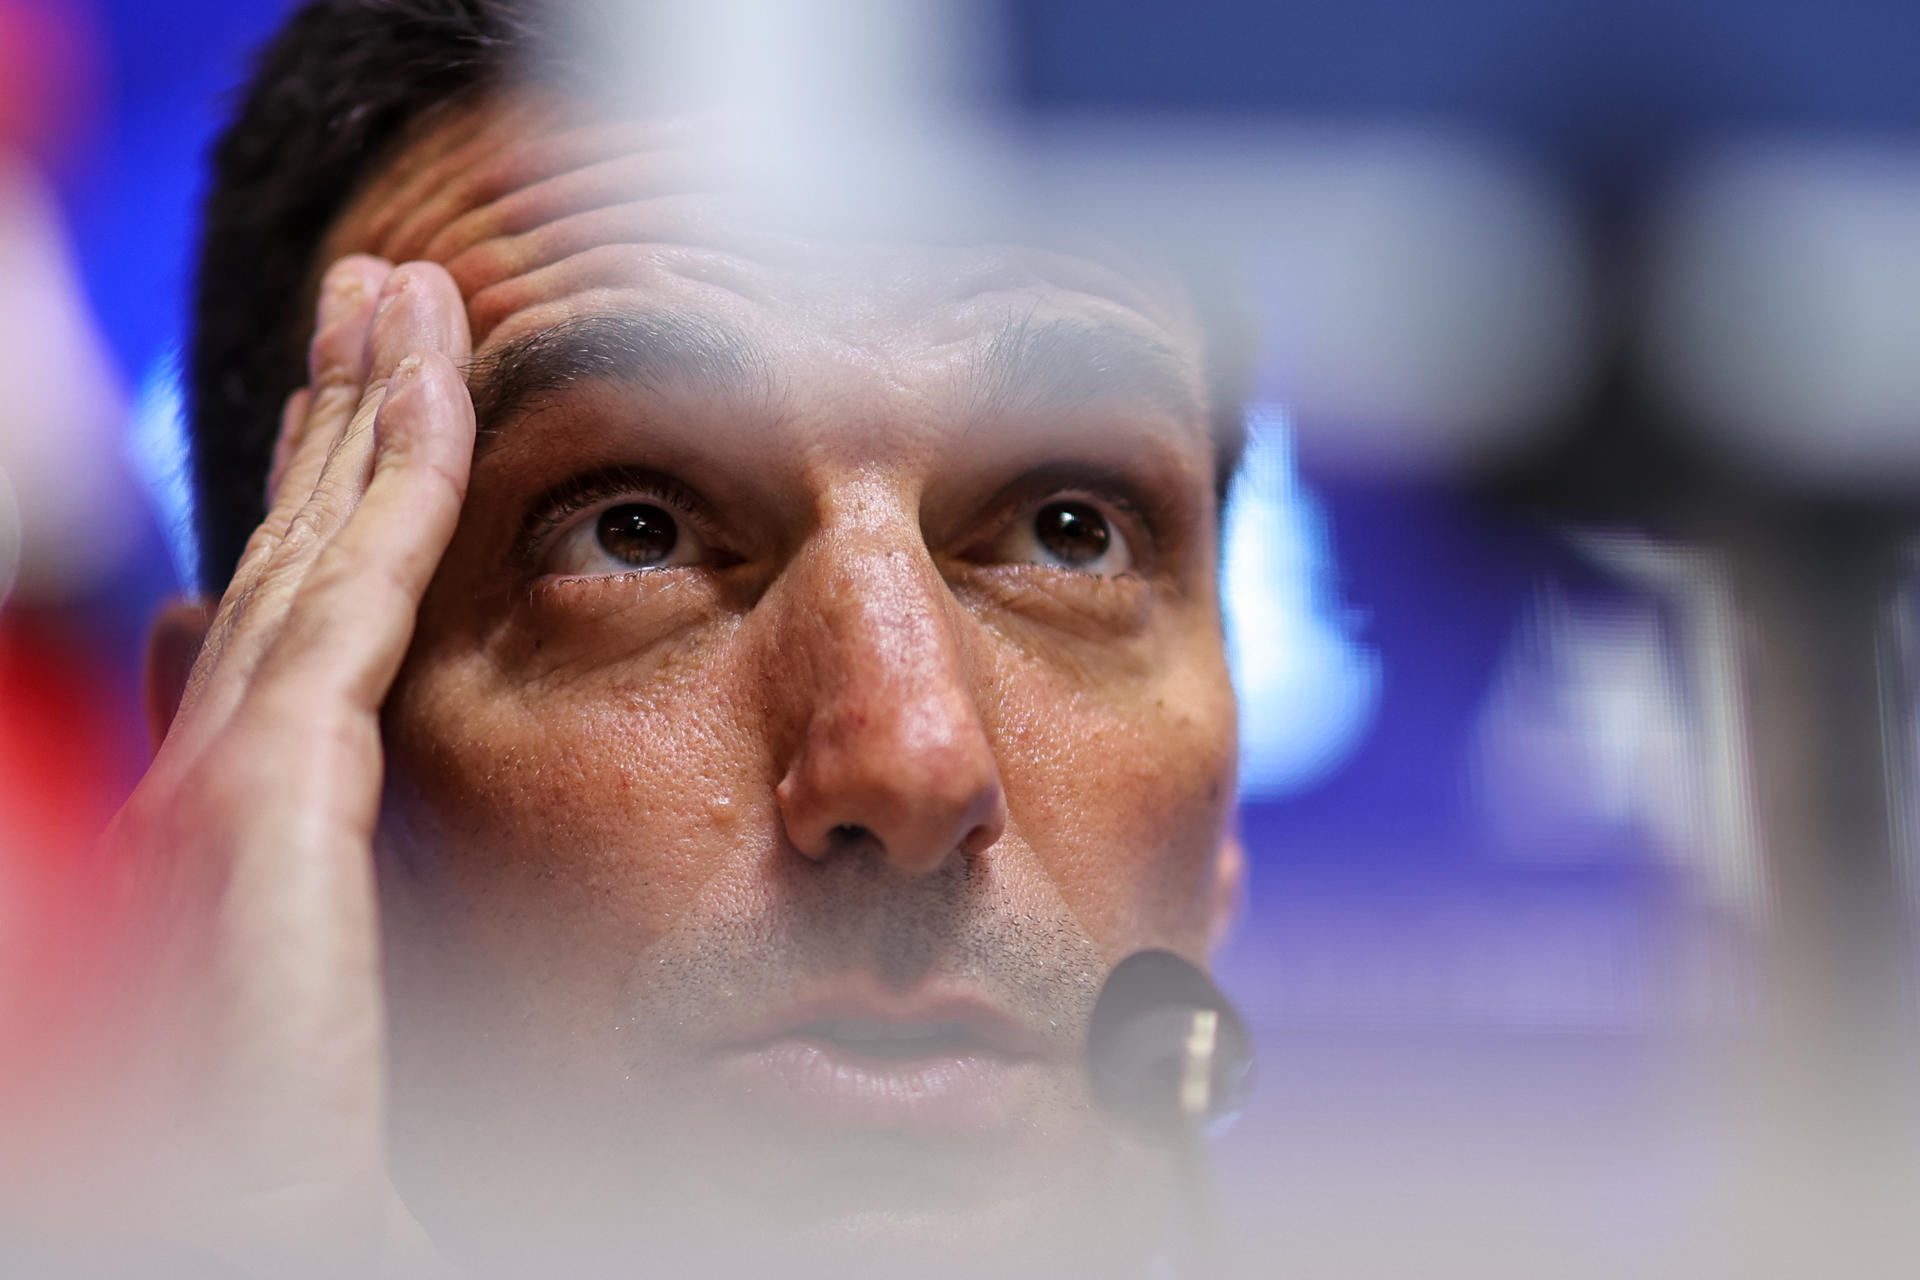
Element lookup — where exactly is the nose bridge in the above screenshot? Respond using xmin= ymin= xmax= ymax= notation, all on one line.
xmin=772 ymin=511 xmax=1007 ymax=876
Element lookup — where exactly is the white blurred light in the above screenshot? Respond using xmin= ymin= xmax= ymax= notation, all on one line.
xmin=124 ymin=353 xmax=196 ymax=591
xmin=575 ymin=8 xmax=1596 ymax=475
xmin=1475 ymin=584 xmax=1700 ymax=858
xmin=0 ymin=157 xmax=131 ymax=600
xmin=1032 ymin=123 xmax=1595 ymax=476
xmin=1646 ymin=143 xmax=1920 ymax=489
xmin=577 ymin=0 xmax=1008 ymax=238
xmin=617 ymin=0 xmax=988 ymax=122
xmin=1246 ymin=136 xmax=1592 ymax=475
xmin=1224 ymin=405 xmax=1380 ymax=798
xmin=1473 ymin=532 xmax=1767 ymax=919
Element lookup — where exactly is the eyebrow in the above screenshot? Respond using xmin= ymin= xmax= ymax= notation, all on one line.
xmin=966 ymin=311 xmax=1203 ymax=426
xmin=463 ymin=307 xmax=1203 ymax=460
xmin=466 ymin=311 xmax=771 ymax=452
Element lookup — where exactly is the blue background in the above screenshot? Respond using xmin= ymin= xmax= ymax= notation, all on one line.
xmin=44 ymin=0 xmax=1920 ymax=1040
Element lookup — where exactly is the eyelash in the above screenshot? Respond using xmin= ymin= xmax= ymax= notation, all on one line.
xmin=984 ymin=469 xmax=1161 ymax=568
xmin=514 ymin=462 xmax=1166 ymax=575
xmin=515 ymin=466 xmax=714 ymax=570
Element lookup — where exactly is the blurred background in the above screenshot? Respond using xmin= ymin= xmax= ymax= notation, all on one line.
xmin=5 ymin=0 xmax=1920 ymax=1272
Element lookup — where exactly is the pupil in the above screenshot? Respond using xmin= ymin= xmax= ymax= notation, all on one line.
xmin=596 ymin=503 xmax=678 ymax=567
xmin=1034 ymin=501 xmax=1110 ymax=566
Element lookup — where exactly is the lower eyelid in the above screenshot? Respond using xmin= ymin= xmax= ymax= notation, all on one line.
xmin=952 ymin=562 xmax=1156 ymax=639
xmin=522 ymin=564 xmax=725 ymax=624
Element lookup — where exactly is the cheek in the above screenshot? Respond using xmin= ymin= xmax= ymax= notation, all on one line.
xmin=379 ymin=584 xmax=1236 ymax=988
xmin=377 ymin=639 xmax=772 ymax=987
xmin=983 ymin=630 xmax=1237 ymax=961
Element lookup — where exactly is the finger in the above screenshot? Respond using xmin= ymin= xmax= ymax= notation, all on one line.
xmin=271 ymin=261 xmax=471 ymax=558
xmin=181 ymin=261 xmax=464 ymax=738
xmin=263 ymin=256 xmax=394 ymax=523
xmin=263 ymin=388 xmax=312 ymax=507
xmin=364 ymin=258 xmax=474 ymax=372
xmin=174 ymin=258 xmax=393 ymax=731
xmin=251 ymin=350 xmax=476 ymax=718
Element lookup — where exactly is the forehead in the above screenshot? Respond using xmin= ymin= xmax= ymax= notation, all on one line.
xmin=323 ymin=95 xmax=1211 ymax=400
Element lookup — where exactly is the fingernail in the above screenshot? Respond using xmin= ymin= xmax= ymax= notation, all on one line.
xmin=372 ymin=266 xmax=414 ymax=320
xmin=317 ymin=262 xmax=370 ymax=327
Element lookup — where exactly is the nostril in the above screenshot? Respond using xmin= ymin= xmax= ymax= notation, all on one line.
xmin=829 ymin=823 xmax=872 ymax=847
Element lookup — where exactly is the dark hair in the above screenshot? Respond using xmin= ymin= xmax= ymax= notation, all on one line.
xmin=188 ymin=0 xmax=1250 ymax=593
xmin=189 ymin=0 xmax=540 ymax=592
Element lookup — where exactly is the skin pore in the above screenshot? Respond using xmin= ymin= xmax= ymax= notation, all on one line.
xmin=305 ymin=92 xmax=1243 ymax=1271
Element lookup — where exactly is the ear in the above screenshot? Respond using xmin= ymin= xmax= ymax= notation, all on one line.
xmin=1206 ymin=829 xmax=1247 ymax=955
xmin=144 ymin=597 xmax=213 ymax=751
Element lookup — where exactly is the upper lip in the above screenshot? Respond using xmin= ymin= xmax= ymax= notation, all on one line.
xmin=725 ymin=981 xmax=1045 ymax=1059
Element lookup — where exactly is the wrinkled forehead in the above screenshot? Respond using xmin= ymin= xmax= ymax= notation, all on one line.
xmin=320 ymin=93 xmax=1208 ymax=374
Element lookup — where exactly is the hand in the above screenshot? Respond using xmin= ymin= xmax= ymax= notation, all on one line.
xmin=92 ymin=256 xmax=473 ymax=1276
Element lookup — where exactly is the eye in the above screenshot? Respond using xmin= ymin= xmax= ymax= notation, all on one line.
xmin=596 ymin=503 xmax=679 ymax=566
xmin=993 ymin=495 xmax=1138 ymax=575
xmin=1035 ymin=500 xmax=1113 ymax=565
xmin=538 ymin=497 xmax=710 ymax=578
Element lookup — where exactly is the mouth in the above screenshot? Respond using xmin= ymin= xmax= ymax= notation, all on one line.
xmin=714 ymin=990 xmax=1051 ymax=1137
xmin=794 ymin=1018 xmax=986 ymax=1060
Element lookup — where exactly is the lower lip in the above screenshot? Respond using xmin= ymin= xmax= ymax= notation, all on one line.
xmin=717 ymin=1037 xmax=1034 ymax=1136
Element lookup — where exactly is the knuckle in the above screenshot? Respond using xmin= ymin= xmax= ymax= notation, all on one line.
xmin=245 ymin=533 xmax=323 ymax=615
xmin=253 ymin=504 xmax=296 ymax=546
xmin=272 ymin=504 xmax=330 ymax=564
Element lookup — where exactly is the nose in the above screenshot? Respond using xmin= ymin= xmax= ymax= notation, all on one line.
xmin=772 ymin=531 xmax=1007 ymax=877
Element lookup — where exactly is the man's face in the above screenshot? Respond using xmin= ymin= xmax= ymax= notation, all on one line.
xmin=329 ymin=97 xmax=1239 ymax=1270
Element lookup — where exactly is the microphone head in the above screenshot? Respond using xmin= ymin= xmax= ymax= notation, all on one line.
xmin=1085 ymin=949 xmax=1254 ymax=1143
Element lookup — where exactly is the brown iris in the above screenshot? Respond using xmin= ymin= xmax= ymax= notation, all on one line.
xmin=1034 ymin=500 xmax=1111 ymax=567
xmin=595 ymin=503 xmax=678 ymax=568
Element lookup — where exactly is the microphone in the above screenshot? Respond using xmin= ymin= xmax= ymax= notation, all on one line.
xmin=1087 ymin=949 xmax=1254 ymax=1141
xmin=1086 ymin=949 xmax=1254 ymax=1278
